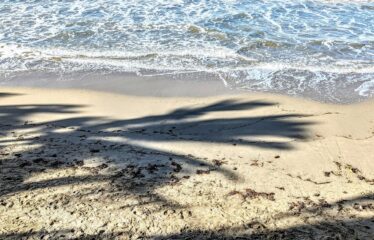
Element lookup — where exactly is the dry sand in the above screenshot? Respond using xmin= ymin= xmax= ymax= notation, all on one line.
xmin=0 ymin=87 xmax=373 ymax=239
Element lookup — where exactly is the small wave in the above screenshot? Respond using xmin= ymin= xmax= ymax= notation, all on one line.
xmin=355 ymin=79 xmax=374 ymax=97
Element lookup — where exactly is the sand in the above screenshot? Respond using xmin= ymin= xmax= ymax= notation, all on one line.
xmin=0 ymin=87 xmax=373 ymax=239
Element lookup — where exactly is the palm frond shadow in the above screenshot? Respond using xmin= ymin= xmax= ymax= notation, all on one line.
xmin=1 ymin=93 xmax=314 ymax=207
xmin=2 ymin=92 xmax=372 ymax=239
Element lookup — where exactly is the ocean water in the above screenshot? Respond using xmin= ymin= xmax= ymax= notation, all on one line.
xmin=0 ymin=0 xmax=373 ymax=102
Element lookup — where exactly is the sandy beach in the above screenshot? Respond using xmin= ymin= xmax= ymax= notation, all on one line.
xmin=1 ymin=0 xmax=374 ymax=238
xmin=0 ymin=86 xmax=373 ymax=239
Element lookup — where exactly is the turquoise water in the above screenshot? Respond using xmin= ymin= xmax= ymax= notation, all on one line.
xmin=0 ymin=0 xmax=373 ymax=102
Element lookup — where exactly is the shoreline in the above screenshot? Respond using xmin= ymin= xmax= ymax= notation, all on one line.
xmin=1 ymin=71 xmax=373 ymax=104
xmin=1 ymin=84 xmax=374 ymax=107
xmin=1 ymin=86 xmax=374 ymax=239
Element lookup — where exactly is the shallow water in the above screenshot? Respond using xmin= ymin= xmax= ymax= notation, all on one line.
xmin=0 ymin=0 xmax=373 ymax=102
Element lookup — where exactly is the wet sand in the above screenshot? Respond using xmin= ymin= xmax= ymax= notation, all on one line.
xmin=0 ymin=87 xmax=373 ymax=239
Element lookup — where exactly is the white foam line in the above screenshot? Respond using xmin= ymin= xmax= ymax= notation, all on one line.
xmin=217 ymin=63 xmax=374 ymax=74
xmin=218 ymin=73 xmax=228 ymax=87
xmin=140 ymin=70 xmax=203 ymax=77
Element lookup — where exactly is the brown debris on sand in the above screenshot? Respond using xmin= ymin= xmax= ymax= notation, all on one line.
xmin=228 ymin=188 xmax=275 ymax=201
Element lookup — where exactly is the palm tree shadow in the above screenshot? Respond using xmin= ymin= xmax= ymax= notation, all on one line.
xmin=0 ymin=94 xmax=315 ymax=213
xmin=4 ymin=92 xmax=371 ymax=239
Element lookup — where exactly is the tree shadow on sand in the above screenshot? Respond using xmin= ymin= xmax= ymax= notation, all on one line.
xmin=0 ymin=91 xmax=325 ymax=238
xmin=0 ymin=92 xmax=314 ymax=198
